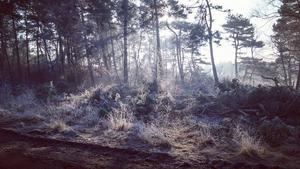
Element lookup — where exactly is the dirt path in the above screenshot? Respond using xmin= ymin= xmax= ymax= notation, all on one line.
xmin=0 ymin=128 xmax=195 ymax=169
xmin=0 ymin=128 xmax=287 ymax=169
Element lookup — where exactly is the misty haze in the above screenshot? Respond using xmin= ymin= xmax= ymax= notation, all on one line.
xmin=0 ymin=0 xmax=299 ymax=169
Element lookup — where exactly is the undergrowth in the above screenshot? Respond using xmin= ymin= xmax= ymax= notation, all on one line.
xmin=0 ymin=82 xmax=277 ymax=160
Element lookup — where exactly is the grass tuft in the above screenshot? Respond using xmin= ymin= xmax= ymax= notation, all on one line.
xmin=233 ymin=125 xmax=265 ymax=155
xmin=106 ymin=103 xmax=134 ymax=131
xmin=48 ymin=120 xmax=71 ymax=132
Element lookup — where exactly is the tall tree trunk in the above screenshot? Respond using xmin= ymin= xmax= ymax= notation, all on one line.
xmin=249 ymin=46 xmax=255 ymax=83
xmin=0 ymin=34 xmax=4 ymax=77
xmin=154 ymin=0 xmax=163 ymax=81
xmin=243 ymin=66 xmax=249 ymax=82
xmin=178 ymin=36 xmax=184 ymax=85
xmin=106 ymin=44 xmax=112 ymax=71
xmin=80 ymin=9 xmax=95 ymax=86
xmin=0 ymin=17 xmax=3 ymax=77
xmin=136 ymin=31 xmax=143 ymax=83
xmin=166 ymin=23 xmax=184 ymax=85
xmin=35 ymin=21 xmax=41 ymax=72
xmin=234 ymin=40 xmax=238 ymax=78
xmin=1 ymin=32 xmax=11 ymax=79
xmin=205 ymin=0 xmax=219 ymax=85
xmin=36 ymin=37 xmax=40 ymax=71
xmin=25 ymin=9 xmax=30 ymax=79
xmin=233 ymin=35 xmax=240 ymax=79
xmin=123 ymin=0 xmax=129 ymax=84
xmin=0 ymin=42 xmax=3 ymax=78
xmin=279 ymin=49 xmax=288 ymax=86
xmin=86 ymin=44 xmax=95 ymax=86
xmin=109 ymin=32 xmax=119 ymax=81
xmin=191 ymin=49 xmax=196 ymax=73
xmin=133 ymin=43 xmax=139 ymax=85
xmin=72 ymin=46 xmax=79 ymax=85
xmin=58 ymin=34 xmax=65 ymax=75
xmin=288 ymin=57 xmax=292 ymax=86
xmin=12 ymin=14 xmax=22 ymax=80
xmin=55 ymin=41 xmax=59 ymax=61
xmin=296 ymin=60 xmax=300 ymax=90
xmin=43 ymin=38 xmax=54 ymax=71
xmin=65 ymin=37 xmax=71 ymax=66
xmin=102 ymin=46 xmax=109 ymax=71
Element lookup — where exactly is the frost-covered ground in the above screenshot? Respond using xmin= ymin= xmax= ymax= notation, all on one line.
xmin=0 ymin=82 xmax=299 ymax=168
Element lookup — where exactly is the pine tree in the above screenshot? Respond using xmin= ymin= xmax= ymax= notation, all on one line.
xmin=273 ymin=0 xmax=300 ymax=89
xmin=223 ymin=14 xmax=255 ymax=78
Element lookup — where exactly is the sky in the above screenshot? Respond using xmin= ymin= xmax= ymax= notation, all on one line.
xmin=208 ymin=0 xmax=279 ymax=63
xmin=161 ymin=0 xmax=278 ymax=64
xmin=160 ymin=0 xmax=279 ymax=64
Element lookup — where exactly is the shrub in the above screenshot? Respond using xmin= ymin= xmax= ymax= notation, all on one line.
xmin=14 ymin=88 xmax=36 ymax=105
xmin=55 ymin=80 xmax=70 ymax=93
xmin=7 ymin=88 xmax=38 ymax=114
xmin=0 ymin=83 xmax=12 ymax=104
xmin=35 ymin=82 xmax=56 ymax=101
xmin=258 ymin=117 xmax=291 ymax=147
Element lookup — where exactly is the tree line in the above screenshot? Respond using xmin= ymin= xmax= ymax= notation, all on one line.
xmin=0 ymin=0 xmax=299 ymax=90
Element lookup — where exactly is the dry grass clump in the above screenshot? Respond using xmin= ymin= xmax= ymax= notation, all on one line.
xmin=106 ymin=103 xmax=134 ymax=131
xmin=48 ymin=119 xmax=72 ymax=132
xmin=233 ymin=125 xmax=265 ymax=155
xmin=137 ymin=122 xmax=169 ymax=146
xmin=195 ymin=121 xmax=215 ymax=143
xmin=137 ymin=113 xmax=214 ymax=155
